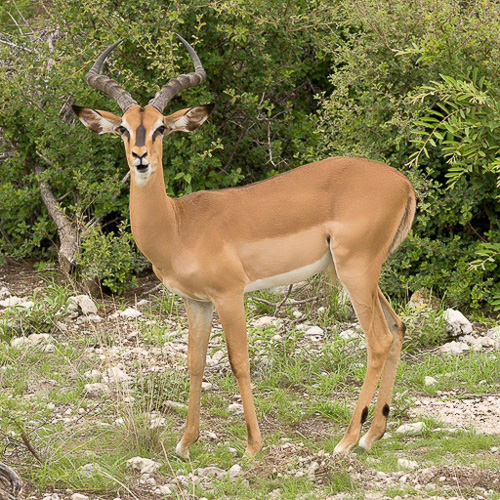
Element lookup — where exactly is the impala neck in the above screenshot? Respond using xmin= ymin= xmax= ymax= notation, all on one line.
xmin=129 ymin=167 xmax=176 ymax=267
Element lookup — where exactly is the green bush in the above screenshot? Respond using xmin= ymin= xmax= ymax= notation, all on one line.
xmin=316 ymin=0 xmax=500 ymax=311
xmin=78 ymin=225 xmax=147 ymax=294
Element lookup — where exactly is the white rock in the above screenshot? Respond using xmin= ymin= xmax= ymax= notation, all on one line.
xmin=443 ymin=308 xmax=473 ymax=335
xmin=84 ymin=369 xmax=102 ymax=381
xmin=0 ymin=296 xmax=23 ymax=308
xmin=69 ymin=295 xmax=98 ymax=315
xmin=396 ymin=422 xmax=427 ymax=435
xmin=206 ymin=431 xmax=217 ymax=441
xmin=228 ymin=402 xmax=244 ymax=414
xmin=105 ymin=366 xmax=130 ymax=384
xmin=164 ymin=400 xmax=187 ymax=412
xmin=424 ymin=376 xmax=438 ymax=386
xmin=228 ymin=463 xmax=242 ymax=481
xmin=201 ymin=381 xmax=213 ymax=392
xmin=28 ymin=333 xmax=54 ymax=345
xmin=76 ymin=314 xmax=103 ymax=324
xmin=154 ymin=485 xmax=172 ymax=495
xmin=43 ymin=495 xmax=60 ymax=500
xmin=0 ymin=286 xmax=10 ymax=299
xmin=339 ymin=329 xmax=359 ymax=341
xmin=120 ymin=307 xmax=142 ymax=319
xmin=197 ymin=466 xmax=226 ymax=479
xmin=80 ymin=463 xmax=101 ymax=475
xmin=397 ymin=458 xmax=418 ymax=470
xmin=439 ymin=341 xmax=470 ymax=355
xmin=292 ymin=310 xmax=303 ymax=319
xmin=127 ymin=456 xmax=161 ymax=474
xmin=317 ymin=306 xmax=326 ymax=315
xmin=71 ymin=494 xmax=89 ymax=500
xmin=253 ymin=316 xmax=281 ymax=328
xmin=149 ymin=414 xmax=166 ymax=429
xmin=19 ymin=300 xmax=34 ymax=309
xmin=84 ymin=383 xmax=110 ymax=397
xmin=43 ymin=343 xmax=56 ymax=353
xmin=11 ymin=337 xmax=30 ymax=348
xmin=305 ymin=326 xmax=324 ymax=336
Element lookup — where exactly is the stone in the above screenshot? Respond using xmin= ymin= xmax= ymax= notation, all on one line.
xmin=84 ymin=383 xmax=110 ymax=397
xmin=424 ymin=376 xmax=438 ymax=386
xmin=164 ymin=400 xmax=187 ymax=412
xmin=201 ymin=381 xmax=213 ymax=392
xmin=397 ymin=458 xmax=418 ymax=470
xmin=228 ymin=463 xmax=242 ymax=481
xmin=253 ymin=316 xmax=281 ymax=328
xmin=305 ymin=326 xmax=324 ymax=337
xmin=43 ymin=343 xmax=56 ymax=354
xmin=104 ymin=366 xmax=130 ymax=384
xmin=76 ymin=314 xmax=103 ymax=324
xmin=149 ymin=414 xmax=166 ymax=429
xmin=137 ymin=299 xmax=149 ymax=307
xmin=228 ymin=402 xmax=244 ymax=414
xmin=439 ymin=341 xmax=470 ymax=355
xmin=0 ymin=296 xmax=23 ymax=308
xmin=197 ymin=466 xmax=226 ymax=480
xmin=0 ymin=286 xmax=10 ymax=300
xmin=84 ymin=369 xmax=102 ymax=381
xmin=120 ymin=307 xmax=142 ymax=319
xmin=339 ymin=328 xmax=359 ymax=341
xmin=69 ymin=295 xmax=98 ymax=315
xmin=443 ymin=308 xmax=473 ymax=335
xmin=11 ymin=337 xmax=30 ymax=348
xmin=127 ymin=456 xmax=161 ymax=474
xmin=80 ymin=463 xmax=101 ymax=475
xmin=396 ymin=422 xmax=427 ymax=435
xmin=154 ymin=485 xmax=172 ymax=495
xmin=28 ymin=333 xmax=54 ymax=345
xmin=71 ymin=494 xmax=89 ymax=500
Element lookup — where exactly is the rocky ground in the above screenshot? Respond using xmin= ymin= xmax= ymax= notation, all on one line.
xmin=0 ymin=262 xmax=499 ymax=499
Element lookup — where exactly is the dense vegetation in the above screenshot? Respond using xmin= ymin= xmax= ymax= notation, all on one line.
xmin=0 ymin=0 xmax=499 ymax=311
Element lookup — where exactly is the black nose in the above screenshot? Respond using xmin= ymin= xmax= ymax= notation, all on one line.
xmin=132 ymin=151 xmax=148 ymax=160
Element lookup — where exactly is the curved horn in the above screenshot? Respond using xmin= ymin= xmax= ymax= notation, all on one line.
xmin=85 ymin=40 xmax=138 ymax=112
xmin=148 ymin=34 xmax=206 ymax=113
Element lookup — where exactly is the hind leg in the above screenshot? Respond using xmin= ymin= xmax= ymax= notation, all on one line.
xmin=332 ymin=257 xmax=395 ymax=454
xmin=358 ymin=288 xmax=405 ymax=450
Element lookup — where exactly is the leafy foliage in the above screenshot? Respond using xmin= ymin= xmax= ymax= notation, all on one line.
xmin=316 ymin=0 xmax=500 ymax=311
xmin=0 ymin=0 xmax=499 ymax=311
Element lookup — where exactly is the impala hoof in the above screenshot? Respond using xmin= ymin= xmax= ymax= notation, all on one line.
xmin=175 ymin=442 xmax=190 ymax=460
xmin=334 ymin=439 xmax=356 ymax=454
xmin=357 ymin=433 xmax=373 ymax=451
xmin=245 ymin=442 xmax=263 ymax=458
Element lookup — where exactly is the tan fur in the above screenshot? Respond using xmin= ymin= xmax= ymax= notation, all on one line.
xmin=75 ymin=102 xmax=416 ymax=458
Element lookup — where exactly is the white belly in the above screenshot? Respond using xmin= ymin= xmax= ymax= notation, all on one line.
xmin=244 ymin=253 xmax=332 ymax=293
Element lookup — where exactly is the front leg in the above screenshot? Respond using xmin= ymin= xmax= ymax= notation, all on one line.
xmin=214 ymin=294 xmax=263 ymax=457
xmin=176 ymin=299 xmax=213 ymax=459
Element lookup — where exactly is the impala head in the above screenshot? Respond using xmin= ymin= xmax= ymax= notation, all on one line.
xmin=73 ymin=35 xmax=214 ymax=186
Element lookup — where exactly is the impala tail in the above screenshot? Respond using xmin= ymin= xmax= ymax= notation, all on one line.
xmin=389 ymin=193 xmax=416 ymax=255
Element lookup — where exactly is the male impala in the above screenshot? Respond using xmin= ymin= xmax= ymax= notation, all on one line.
xmin=73 ymin=35 xmax=416 ymax=458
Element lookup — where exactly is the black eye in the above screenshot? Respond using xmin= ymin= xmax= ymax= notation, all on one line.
xmin=154 ymin=125 xmax=167 ymax=137
xmin=117 ymin=126 xmax=127 ymax=135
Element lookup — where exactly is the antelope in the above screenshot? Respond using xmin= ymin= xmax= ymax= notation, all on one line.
xmin=73 ymin=35 xmax=416 ymax=458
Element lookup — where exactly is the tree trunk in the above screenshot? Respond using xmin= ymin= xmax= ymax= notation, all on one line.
xmin=34 ymin=164 xmax=79 ymax=274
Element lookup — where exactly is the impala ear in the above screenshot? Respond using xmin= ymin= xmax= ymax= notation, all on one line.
xmin=163 ymin=104 xmax=215 ymax=134
xmin=72 ymin=106 xmax=122 ymax=134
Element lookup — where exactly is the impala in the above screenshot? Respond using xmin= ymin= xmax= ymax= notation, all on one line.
xmin=73 ymin=35 xmax=416 ymax=458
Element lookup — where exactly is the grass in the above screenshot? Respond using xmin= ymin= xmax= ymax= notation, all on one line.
xmin=0 ymin=279 xmax=499 ymax=498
